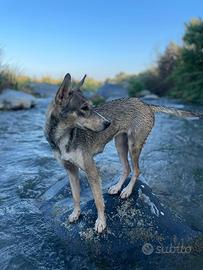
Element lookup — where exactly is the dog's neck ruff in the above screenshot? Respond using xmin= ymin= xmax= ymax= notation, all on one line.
xmin=45 ymin=114 xmax=59 ymax=150
xmin=45 ymin=113 xmax=75 ymax=153
xmin=65 ymin=128 xmax=76 ymax=152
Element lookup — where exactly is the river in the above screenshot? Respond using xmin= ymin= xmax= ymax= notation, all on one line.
xmin=0 ymin=97 xmax=202 ymax=269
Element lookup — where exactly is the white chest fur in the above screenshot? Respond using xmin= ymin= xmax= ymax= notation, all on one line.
xmin=54 ymin=135 xmax=85 ymax=169
xmin=61 ymin=149 xmax=84 ymax=169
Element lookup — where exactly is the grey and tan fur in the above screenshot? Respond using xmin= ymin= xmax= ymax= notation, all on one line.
xmin=44 ymin=73 xmax=202 ymax=233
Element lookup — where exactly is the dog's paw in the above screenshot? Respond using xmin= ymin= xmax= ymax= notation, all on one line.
xmin=95 ymin=217 xmax=106 ymax=233
xmin=108 ymin=184 xmax=121 ymax=195
xmin=120 ymin=186 xmax=132 ymax=199
xmin=68 ymin=209 xmax=80 ymax=223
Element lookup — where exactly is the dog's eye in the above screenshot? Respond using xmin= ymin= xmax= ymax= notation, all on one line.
xmin=78 ymin=110 xmax=86 ymax=117
xmin=80 ymin=104 xmax=89 ymax=111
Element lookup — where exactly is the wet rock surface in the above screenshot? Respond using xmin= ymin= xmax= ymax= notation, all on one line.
xmin=40 ymin=179 xmax=202 ymax=270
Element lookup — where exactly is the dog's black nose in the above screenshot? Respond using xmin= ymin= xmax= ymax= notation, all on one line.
xmin=103 ymin=121 xmax=111 ymax=129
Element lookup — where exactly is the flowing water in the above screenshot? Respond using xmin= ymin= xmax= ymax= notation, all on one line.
xmin=0 ymin=97 xmax=202 ymax=269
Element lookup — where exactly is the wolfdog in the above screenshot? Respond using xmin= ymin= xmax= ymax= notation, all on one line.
xmin=44 ymin=73 xmax=202 ymax=233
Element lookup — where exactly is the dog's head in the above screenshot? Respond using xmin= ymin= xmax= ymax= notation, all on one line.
xmin=52 ymin=73 xmax=110 ymax=132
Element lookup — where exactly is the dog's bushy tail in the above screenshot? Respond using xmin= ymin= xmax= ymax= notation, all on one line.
xmin=150 ymin=104 xmax=203 ymax=119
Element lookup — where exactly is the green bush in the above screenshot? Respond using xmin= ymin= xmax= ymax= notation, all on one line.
xmin=0 ymin=69 xmax=17 ymax=92
xmin=82 ymin=77 xmax=101 ymax=92
xmin=126 ymin=69 xmax=160 ymax=97
xmin=91 ymin=94 xmax=105 ymax=106
xmin=0 ymin=50 xmax=18 ymax=92
xmin=128 ymin=78 xmax=144 ymax=97
xmin=136 ymin=69 xmax=160 ymax=94
xmin=157 ymin=42 xmax=181 ymax=95
xmin=170 ymin=18 xmax=203 ymax=104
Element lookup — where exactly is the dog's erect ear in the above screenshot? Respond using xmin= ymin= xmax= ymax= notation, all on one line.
xmin=55 ymin=73 xmax=72 ymax=103
xmin=77 ymin=74 xmax=87 ymax=90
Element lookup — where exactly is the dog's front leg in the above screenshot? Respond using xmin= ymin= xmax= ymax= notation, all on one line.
xmin=84 ymin=158 xmax=106 ymax=233
xmin=64 ymin=161 xmax=80 ymax=223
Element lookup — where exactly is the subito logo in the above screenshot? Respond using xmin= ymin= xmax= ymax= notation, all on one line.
xmin=142 ymin=243 xmax=154 ymax=255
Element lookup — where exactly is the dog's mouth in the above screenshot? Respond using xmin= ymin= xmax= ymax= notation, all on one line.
xmin=76 ymin=121 xmax=111 ymax=132
xmin=103 ymin=121 xmax=111 ymax=130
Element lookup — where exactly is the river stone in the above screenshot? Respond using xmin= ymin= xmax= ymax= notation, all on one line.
xmin=97 ymin=83 xmax=128 ymax=100
xmin=0 ymin=89 xmax=36 ymax=110
xmin=137 ymin=90 xmax=159 ymax=100
xmin=142 ymin=94 xmax=159 ymax=100
xmin=40 ymin=180 xmax=202 ymax=269
xmin=137 ymin=90 xmax=152 ymax=97
xmin=29 ymin=82 xmax=58 ymax=97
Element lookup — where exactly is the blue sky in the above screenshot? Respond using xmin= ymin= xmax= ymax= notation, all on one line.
xmin=0 ymin=0 xmax=203 ymax=80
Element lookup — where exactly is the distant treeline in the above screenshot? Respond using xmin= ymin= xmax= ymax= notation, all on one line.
xmin=0 ymin=18 xmax=202 ymax=104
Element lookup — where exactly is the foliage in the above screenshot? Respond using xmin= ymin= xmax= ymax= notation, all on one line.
xmin=91 ymin=94 xmax=105 ymax=106
xmin=112 ymin=72 xmax=132 ymax=85
xmin=0 ymin=68 xmax=17 ymax=92
xmin=170 ymin=18 xmax=203 ymax=103
xmin=0 ymin=50 xmax=17 ymax=91
xmin=82 ymin=77 xmax=101 ymax=92
xmin=128 ymin=78 xmax=144 ymax=97
xmin=124 ymin=69 xmax=160 ymax=97
xmin=35 ymin=75 xmax=62 ymax=85
xmin=136 ymin=69 xmax=160 ymax=93
xmin=121 ymin=18 xmax=203 ymax=104
xmin=127 ymin=43 xmax=181 ymax=97
xmin=157 ymin=42 xmax=181 ymax=95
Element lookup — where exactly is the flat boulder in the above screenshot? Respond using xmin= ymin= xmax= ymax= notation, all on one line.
xmin=29 ymin=82 xmax=58 ymax=97
xmin=97 ymin=83 xmax=128 ymax=100
xmin=40 ymin=179 xmax=203 ymax=269
xmin=0 ymin=89 xmax=36 ymax=110
xmin=138 ymin=90 xmax=159 ymax=99
xmin=142 ymin=94 xmax=159 ymax=100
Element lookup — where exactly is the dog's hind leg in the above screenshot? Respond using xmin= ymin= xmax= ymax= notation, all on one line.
xmin=120 ymin=120 xmax=153 ymax=199
xmin=108 ymin=133 xmax=131 ymax=195
xmin=64 ymin=161 xmax=81 ymax=222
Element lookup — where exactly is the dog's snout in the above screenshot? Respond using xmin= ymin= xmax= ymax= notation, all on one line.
xmin=103 ymin=121 xmax=111 ymax=129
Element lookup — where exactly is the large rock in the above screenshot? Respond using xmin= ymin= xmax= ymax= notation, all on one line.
xmin=142 ymin=94 xmax=159 ymax=100
xmin=29 ymin=82 xmax=58 ymax=97
xmin=137 ymin=90 xmax=159 ymax=99
xmin=40 ymin=179 xmax=202 ymax=270
xmin=0 ymin=89 xmax=36 ymax=110
xmin=137 ymin=90 xmax=152 ymax=97
xmin=97 ymin=83 xmax=128 ymax=100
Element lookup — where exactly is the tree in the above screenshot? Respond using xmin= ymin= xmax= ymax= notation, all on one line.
xmin=157 ymin=42 xmax=181 ymax=95
xmin=128 ymin=78 xmax=144 ymax=97
xmin=170 ymin=18 xmax=203 ymax=103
